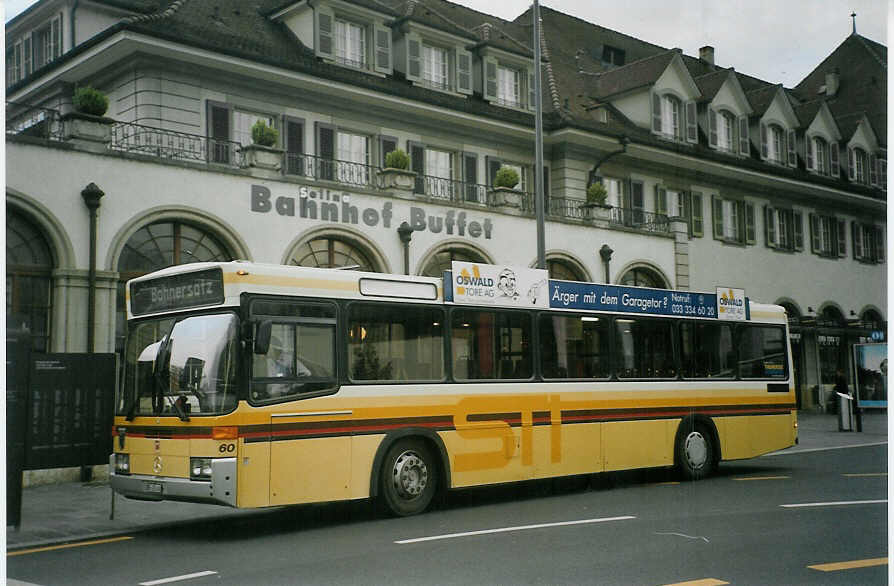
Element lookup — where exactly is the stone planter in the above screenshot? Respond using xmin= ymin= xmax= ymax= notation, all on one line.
xmin=579 ymin=202 xmax=611 ymax=221
xmin=241 ymin=144 xmax=283 ymax=171
xmin=377 ymin=168 xmax=417 ymax=190
xmin=489 ymin=186 xmax=523 ymax=208
xmin=61 ymin=112 xmax=113 ymax=144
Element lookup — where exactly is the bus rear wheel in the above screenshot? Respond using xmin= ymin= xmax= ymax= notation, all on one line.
xmin=676 ymin=423 xmax=715 ymax=481
xmin=379 ymin=438 xmax=438 ymax=517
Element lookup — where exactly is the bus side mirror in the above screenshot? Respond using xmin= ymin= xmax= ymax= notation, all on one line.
xmin=254 ymin=321 xmax=272 ymax=354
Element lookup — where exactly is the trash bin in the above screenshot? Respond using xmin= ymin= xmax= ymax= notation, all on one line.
xmin=837 ymin=393 xmax=854 ymax=431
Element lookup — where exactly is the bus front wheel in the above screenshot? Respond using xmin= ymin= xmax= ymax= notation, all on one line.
xmin=676 ymin=423 xmax=715 ymax=481
xmin=379 ymin=438 xmax=438 ymax=516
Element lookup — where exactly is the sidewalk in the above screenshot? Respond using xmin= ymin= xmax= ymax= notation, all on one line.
xmin=6 ymin=411 xmax=887 ymax=552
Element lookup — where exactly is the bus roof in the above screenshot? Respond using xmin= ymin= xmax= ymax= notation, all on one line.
xmin=126 ymin=261 xmax=787 ymax=324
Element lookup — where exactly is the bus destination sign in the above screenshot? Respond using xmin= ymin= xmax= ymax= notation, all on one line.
xmin=549 ymin=281 xmax=721 ymax=319
xmin=130 ymin=268 xmax=225 ymax=316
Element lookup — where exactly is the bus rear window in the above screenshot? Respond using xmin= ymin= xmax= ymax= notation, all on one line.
xmin=737 ymin=325 xmax=787 ymax=379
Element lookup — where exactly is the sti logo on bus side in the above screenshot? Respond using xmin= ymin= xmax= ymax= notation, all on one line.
xmin=452 ymin=395 xmax=563 ymax=472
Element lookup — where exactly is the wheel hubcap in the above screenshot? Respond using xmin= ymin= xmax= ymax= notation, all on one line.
xmin=392 ymin=450 xmax=428 ymax=499
xmin=684 ymin=431 xmax=708 ymax=470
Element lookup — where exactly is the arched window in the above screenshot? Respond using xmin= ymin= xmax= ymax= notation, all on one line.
xmin=853 ymin=147 xmax=868 ymax=184
xmin=421 ymin=247 xmax=486 ymax=278
xmin=660 ymin=94 xmax=681 ymax=139
xmin=861 ymin=309 xmax=884 ymax=330
xmin=811 ymin=136 xmax=828 ymax=175
xmin=767 ymin=124 xmax=785 ymax=164
xmin=116 ymin=221 xmax=234 ymax=351
xmin=717 ymin=110 xmax=736 ymax=151
xmin=546 ymin=258 xmax=586 ymax=282
xmin=819 ymin=305 xmax=845 ymax=326
xmin=287 ymin=236 xmax=378 ymax=271
xmin=779 ymin=302 xmax=800 ymax=325
xmin=618 ymin=266 xmax=667 ymax=289
xmin=7 ymin=210 xmax=54 ymax=352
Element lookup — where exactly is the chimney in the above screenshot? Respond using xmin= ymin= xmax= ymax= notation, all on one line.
xmin=825 ymin=69 xmax=840 ymax=97
xmin=699 ymin=46 xmax=715 ymax=67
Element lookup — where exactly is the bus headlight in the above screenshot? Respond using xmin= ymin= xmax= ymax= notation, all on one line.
xmin=115 ymin=453 xmax=130 ymax=475
xmin=190 ymin=458 xmax=213 ymax=480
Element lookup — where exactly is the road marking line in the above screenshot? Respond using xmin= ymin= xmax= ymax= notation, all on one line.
xmin=7 ymin=536 xmax=133 ymax=556
xmin=843 ymin=473 xmax=887 ymax=477
xmin=808 ymin=557 xmax=888 ymax=572
xmin=395 ymin=515 xmax=636 ymax=544
xmin=138 ymin=570 xmax=218 ymax=585
xmin=732 ymin=475 xmax=790 ymax=481
xmin=781 ymin=499 xmax=887 ymax=508
xmin=665 ymin=578 xmax=729 ymax=586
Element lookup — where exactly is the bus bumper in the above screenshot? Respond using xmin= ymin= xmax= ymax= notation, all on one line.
xmin=109 ymin=455 xmax=237 ymax=507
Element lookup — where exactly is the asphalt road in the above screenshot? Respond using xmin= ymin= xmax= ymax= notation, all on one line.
xmin=9 ymin=444 xmax=888 ymax=585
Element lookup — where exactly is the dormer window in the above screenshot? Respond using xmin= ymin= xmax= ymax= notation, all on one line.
xmin=6 ymin=13 xmax=61 ymax=87
xmin=601 ymin=45 xmax=625 ymax=67
xmin=652 ymin=92 xmax=697 ymax=143
xmin=760 ymin=122 xmax=796 ymax=167
xmin=335 ymin=18 xmax=366 ymax=68
xmin=716 ymin=111 xmax=734 ymax=150
xmin=482 ymin=55 xmax=533 ymax=110
xmin=660 ymin=94 xmax=680 ymax=138
xmin=807 ymin=135 xmax=840 ymax=177
xmin=422 ymin=44 xmax=449 ymax=90
xmin=496 ymin=65 xmax=521 ymax=108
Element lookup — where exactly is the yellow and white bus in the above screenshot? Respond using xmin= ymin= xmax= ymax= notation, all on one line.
xmin=110 ymin=261 xmax=797 ymax=516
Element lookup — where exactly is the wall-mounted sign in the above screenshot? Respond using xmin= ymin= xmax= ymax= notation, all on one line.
xmin=549 ymin=281 xmax=718 ymax=318
xmin=450 ymin=262 xmax=549 ymax=308
xmin=854 ymin=343 xmax=887 ymax=408
xmin=716 ymin=287 xmax=746 ymax=321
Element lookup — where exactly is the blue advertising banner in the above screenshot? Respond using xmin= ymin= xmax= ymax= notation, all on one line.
xmin=548 ymin=281 xmax=719 ymax=319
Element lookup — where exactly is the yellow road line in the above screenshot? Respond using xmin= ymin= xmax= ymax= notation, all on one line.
xmin=7 ymin=536 xmax=133 ymax=557
xmin=732 ymin=475 xmax=790 ymax=481
xmin=808 ymin=557 xmax=888 ymax=572
xmin=652 ymin=481 xmax=681 ymax=486
xmin=843 ymin=473 xmax=887 ymax=477
xmin=665 ymin=578 xmax=729 ymax=586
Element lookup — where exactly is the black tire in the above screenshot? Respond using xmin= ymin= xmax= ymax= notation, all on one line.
xmin=676 ymin=422 xmax=715 ymax=481
xmin=379 ymin=438 xmax=438 ymax=517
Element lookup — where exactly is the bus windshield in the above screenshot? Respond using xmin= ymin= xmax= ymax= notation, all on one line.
xmin=119 ymin=312 xmax=240 ymax=417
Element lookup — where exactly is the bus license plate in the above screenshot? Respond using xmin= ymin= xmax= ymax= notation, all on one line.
xmin=143 ymin=481 xmax=163 ymax=494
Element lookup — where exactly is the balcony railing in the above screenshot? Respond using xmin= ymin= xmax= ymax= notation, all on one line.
xmin=285 ymin=152 xmax=379 ymax=189
xmin=6 ymin=101 xmax=62 ymax=140
xmin=110 ymin=121 xmax=244 ymax=167
xmin=412 ymin=174 xmax=489 ymax=205
xmin=547 ymin=197 xmax=587 ymax=220
xmin=610 ymin=207 xmax=670 ymax=233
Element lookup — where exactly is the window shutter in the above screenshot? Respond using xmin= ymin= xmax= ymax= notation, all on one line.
xmin=651 ymin=92 xmax=661 ymax=133
xmin=786 ymin=129 xmax=797 ymax=167
xmin=406 ymin=34 xmax=422 ymax=81
xmin=631 ymin=181 xmax=644 ymax=224
xmin=285 ymin=117 xmax=305 ymax=175
xmin=875 ymin=226 xmax=885 ymax=263
xmin=374 ymin=24 xmax=392 ymax=74
xmin=483 ymin=57 xmax=498 ymax=101
xmin=760 ymin=123 xmax=768 ymax=159
xmin=207 ymin=101 xmax=231 ymax=164
xmin=459 ymin=152 xmax=479 ymax=202
xmin=315 ymin=6 xmax=335 ymax=60
xmin=744 ymin=202 xmax=756 ymax=244
xmin=691 ymin=192 xmax=703 ymax=237
xmin=654 ymin=186 xmax=667 ymax=215
xmin=806 ymin=137 xmax=815 ymax=170
xmin=316 ymin=122 xmax=335 ymax=180
xmin=853 ymin=221 xmax=863 ymax=260
xmin=809 ymin=214 xmax=820 ymax=253
xmin=869 ymin=154 xmax=878 ymax=186
xmin=738 ymin=117 xmax=750 ymax=155
xmin=486 ymin=156 xmax=503 ymax=187
xmin=528 ymin=68 xmax=536 ymax=111
xmin=708 ymin=108 xmax=718 ymax=147
xmin=378 ymin=135 xmax=397 ymax=167
xmin=712 ymin=195 xmax=723 ymax=240
xmin=456 ymin=49 xmax=473 ymax=95
xmin=408 ymin=141 xmax=425 ymax=194
xmin=764 ymin=205 xmax=776 ymax=247
xmin=847 ymin=147 xmax=855 ymax=180
xmin=830 ymin=142 xmax=840 ymax=177
xmin=50 ymin=16 xmax=61 ymax=59
xmin=686 ymin=101 xmax=697 ymax=143
xmin=881 ymin=159 xmax=888 ymax=188
xmin=792 ymin=211 xmax=804 ymax=251
xmin=836 ymin=218 xmax=847 ymax=257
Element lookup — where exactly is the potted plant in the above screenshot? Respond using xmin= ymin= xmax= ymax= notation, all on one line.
xmin=63 ymin=86 xmax=113 ymax=144
xmin=489 ymin=166 xmax=523 ymax=208
xmin=580 ymin=181 xmax=611 ymax=221
xmin=242 ymin=119 xmax=283 ymax=171
xmin=377 ymin=148 xmax=417 ymax=190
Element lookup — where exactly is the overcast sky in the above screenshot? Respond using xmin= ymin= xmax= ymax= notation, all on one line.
xmin=4 ymin=0 xmax=889 ymax=87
